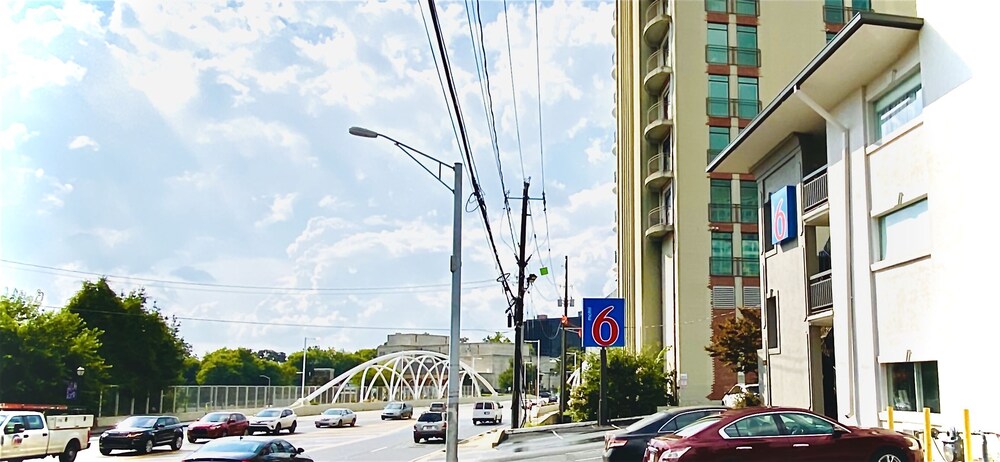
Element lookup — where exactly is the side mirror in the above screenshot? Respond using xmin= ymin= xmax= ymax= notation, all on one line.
xmin=499 ymin=404 xmax=504 ymax=409
xmin=832 ymin=428 xmax=849 ymax=438
xmin=296 ymin=447 xmax=305 ymax=454
xmin=156 ymin=424 xmax=165 ymax=429
xmin=8 ymin=423 xmax=25 ymax=434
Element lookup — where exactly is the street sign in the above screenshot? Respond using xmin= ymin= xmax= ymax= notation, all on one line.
xmin=770 ymin=186 xmax=797 ymax=245
xmin=582 ymin=298 xmax=625 ymax=348
xmin=66 ymin=382 xmax=77 ymax=400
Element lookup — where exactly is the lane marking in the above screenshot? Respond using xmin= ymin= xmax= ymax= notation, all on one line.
xmin=371 ymin=446 xmax=388 ymax=453
xmin=551 ymin=430 xmax=564 ymax=440
xmin=576 ymin=457 xmax=601 ymax=461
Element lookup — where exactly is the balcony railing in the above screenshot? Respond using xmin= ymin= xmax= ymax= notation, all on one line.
xmin=808 ymin=271 xmax=833 ymax=313
xmin=823 ymin=5 xmax=871 ymax=24
xmin=706 ymin=45 xmax=760 ymax=67
xmin=705 ymin=0 xmax=759 ymax=15
xmin=648 ymin=101 xmax=670 ymax=125
xmin=647 ymin=0 xmax=668 ymax=22
xmin=709 ymin=257 xmax=760 ymax=277
xmin=647 ymin=153 xmax=671 ymax=178
xmin=707 ymin=98 xmax=762 ymax=119
xmin=803 ymin=167 xmax=828 ymax=211
xmin=709 ymin=203 xmax=758 ymax=224
xmin=647 ymin=49 xmax=670 ymax=74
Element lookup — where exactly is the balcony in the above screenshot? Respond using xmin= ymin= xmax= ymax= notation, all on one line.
xmin=709 ymin=257 xmax=760 ymax=277
xmin=808 ymin=271 xmax=833 ymax=314
xmin=705 ymin=45 xmax=761 ymax=67
xmin=803 ymin=168 xmax=828 ymax=211
xmin=707 ymin=98 xmax=762 ymax=120
xmin=644 ymin=101 xmax=672 ymax=142
xmin=708 ymin=203 xmax=758 ymax=224
xmin=645 ymin=206 xmax=673 ymax=240
xmin=643 ymin=0 xmax=671 ymax=46
xmin=644 ymin=153 xmax=672 ymax=190
xmin=644 ymin=49 xmax=672 ymax=94
xmin=705 ymin=0 xmax=759 ymax=16
xmin=823 ymin=5 xmax=871 ymax=25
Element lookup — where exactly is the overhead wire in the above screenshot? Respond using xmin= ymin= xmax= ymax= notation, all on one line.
xmin=500 ymin=0 xmax=527 ymax=180
xmin=532 ymin=0 xmax=558 ymax=281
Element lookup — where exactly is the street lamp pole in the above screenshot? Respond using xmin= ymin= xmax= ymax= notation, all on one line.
xmin=301 ymin=337 xmax=318 ymax=402
xmin=259 ymin=375 xmax=271 ymax=406
xmin=526 ymin=340 xmax=540 ymax=402
xmin=349 ymin=126 xmax=463 ymax=462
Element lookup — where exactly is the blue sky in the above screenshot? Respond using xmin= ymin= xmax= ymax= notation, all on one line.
xmin=0 ymin=0 xmax=616 ymax=357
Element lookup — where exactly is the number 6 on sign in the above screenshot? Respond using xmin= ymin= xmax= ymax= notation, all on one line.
xmin=582 ymin=298 xmax=626 ymax=348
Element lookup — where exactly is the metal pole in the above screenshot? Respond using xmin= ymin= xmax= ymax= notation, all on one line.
xmin=445 ymin=162 xmax=463 ymax=462
xmin=301 ymin=337 xmax=308 ymax=401
xmin=599 ymin=347 xmax=607 ymax=425
xmin=535 ymin=342 xmax=540 ymax=404
xmin=559 ymin=256 xmax=568 ymax=423
xmin=511 ymin=181 xmax=530 ymax=428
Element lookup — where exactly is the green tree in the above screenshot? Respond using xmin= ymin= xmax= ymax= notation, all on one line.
xmin=65 ymin=278 xmax=190 ymax=395
xmin=495 ymin=360 xmax=537 ymax=395
xmin=255 ymin=349 xmax=287 ymax=362
xmin=705 ymin=308 xmax=762 ymax=375
xmin=182 ymin=356 xmax=201 ymax=385
xmin=482 ymin=331 xmax=511 ymax=343
xmin=197 ymin=348 xmax=297 ymax=385
xmin=0 ymin=291 xmax=108 ymax=411
xmin=287 ymin=347 xmax=379 ymax=386
xmin=568 ymin=349 xmax=675 ymax=421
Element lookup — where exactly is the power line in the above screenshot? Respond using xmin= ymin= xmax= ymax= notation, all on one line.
xmin=532 ymin=0 xmax=557 ymax=280
xmin=501 ymin=0 xmax=527 ymax=179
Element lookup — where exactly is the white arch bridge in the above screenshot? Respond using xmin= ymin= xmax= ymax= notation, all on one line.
xmin=291 ymin=350 xmax=498 ymax=407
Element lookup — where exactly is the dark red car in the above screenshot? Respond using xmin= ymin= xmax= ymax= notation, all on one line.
xmin=644 ymin=407 xmax=922 ymax=462
xmin=187 ymin=412 xmax=250 ymax=443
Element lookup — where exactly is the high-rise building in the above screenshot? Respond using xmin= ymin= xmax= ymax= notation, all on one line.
xmin=612 ymin=0 xmax=915 ymax=404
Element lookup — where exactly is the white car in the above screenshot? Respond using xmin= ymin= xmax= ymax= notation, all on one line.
xmin=471 ymin=401 xmax=503 ymax=425
xmin=721 ymin=383 xmax=761 ymax=408
xmin=248 ymin=408 xmax=297 ymax=434
xmin=315 ymin=408 xmax=356 ymax=428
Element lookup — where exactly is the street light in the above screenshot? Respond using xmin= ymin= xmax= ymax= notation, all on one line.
xmin=526 ymin=340 xmax=541 ymax=402
xmin=76 ymin=366 xmax=85 ymax=377
xmin=259 ymin=375 xmax=272 ymax=406
xmin=349 ymin=126 xmax=463 ymax=462
xmin=302 ymin=337 xmax=319 ymax=402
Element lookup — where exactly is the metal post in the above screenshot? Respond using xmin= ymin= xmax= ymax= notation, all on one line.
xmin=445 ymin=162 xmax=463 ymax=462
xmin=559 ymin=256 xmax=568 ymax=423
xmin=599 ymin=347 xmax=607 ymax=425
xmin=511 ymin=181 xmax=531 ymax=429
xmin=302 ymin=337 xmax=308 ymax=401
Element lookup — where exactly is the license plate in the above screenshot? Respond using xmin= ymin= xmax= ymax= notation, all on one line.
xmin=423 ymin=426 xmax=435 ymax=431
xmin=483 ymin=412 xmax=490 ymax=415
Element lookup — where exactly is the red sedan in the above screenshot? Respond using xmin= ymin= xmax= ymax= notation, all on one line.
xmin=644 ymin=407 xmax=922 ymax=462
xmin=187 ymin=412 xmax=250 ymax=443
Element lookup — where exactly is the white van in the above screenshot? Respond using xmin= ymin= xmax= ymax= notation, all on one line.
xmin=471 ymin=401 xmax=503 ymax=425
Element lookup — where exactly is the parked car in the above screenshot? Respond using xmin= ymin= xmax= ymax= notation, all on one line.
xmin=428 ymin=402 xmax=446 ymax=412
xmin=248 ymin=408 xmax=297 ymax=435
xmin=643 ymin=407 xmax=923 ymax=462
xmin=0 ymin=407 xmax=92 ymax=462
xmin=471 ymin=401 xmax=503 ymax=425
xmin=315 ymin=408 xmax=356 ymax=428
xmin=602 ymin=406 xmax=725 ymax=462
xmin=181 ymin=436 xmax=312 ymax=462
xmin=99 ymin=415 xmax=185 ymax=455
xmin=187 ymin=411 xmax=249 ymax=443
xmin=721 ymin=383 xmax=761 ymax=408
xmin=381 ymin=402 xmax=413 ymax=420
xmin=413 ymin=412 xmax=446 ymax=443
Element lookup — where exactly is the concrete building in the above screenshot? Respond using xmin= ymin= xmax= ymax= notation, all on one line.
xmin=376 ymin=333 xmax=515 ymax=390
xmin=613 ymin=0 xmax=915 ymax=404
xmin=709 ymin=6 xmax=1000 ymax=430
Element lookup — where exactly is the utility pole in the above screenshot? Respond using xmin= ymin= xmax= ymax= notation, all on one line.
xmin=559 ymin=255 xmax=568 ymax=423
xmin=510 ymin=180 xmax=530 ymax=429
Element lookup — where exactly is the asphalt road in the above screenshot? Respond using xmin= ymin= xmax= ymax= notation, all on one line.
xmin=76 ymin=404 xmax=509 ymax=462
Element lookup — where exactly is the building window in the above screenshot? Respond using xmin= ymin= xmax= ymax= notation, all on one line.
xmin=734 ymin=0 xmax=759 ymax=16
xmin=707 ymin=23 xmax=729 ymax=64
xmin=765 ymin=295 xmax=778 ymax=349
xmin=737 ymin=77 xmax=759 ymax=119
xmin=735 ymin=25 xmax=759 ymax=67
xmin=826 ymin=31 xmax=837 ymax=43
xmin=708 ymin=74 xmax=730 ymax=117
xmin=740 ymin=180 xmax=758 ymax=224
xmin=763 ymin=199 xmax=774 ymax=252
xmin=710 ymin=179 xmax=732 ymax=222
xmin=878 ymin=199 xmax=929 ymax=262
xmin=874 ymin=72 xmax=922 ymax=141
xmin=711 ymin=232 xmax=734 ymax=275
xmin=742 ymin=233 xmax=759 ymax=276
xmin=709 ymin=126 xmax=731 ymax=162
xmin=887 ymin=361 xmax=940 ymax=413
xmin=663 ymin=188 xmax=673 ymax=225
xmin=705 ymin=0 xmax=728 ymax=13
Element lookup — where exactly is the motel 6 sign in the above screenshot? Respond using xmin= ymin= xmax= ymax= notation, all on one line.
xmin=582 ymin=298 xmax=626 ymax=348
xmin=770 ymin=185 xmax=797 ymax=245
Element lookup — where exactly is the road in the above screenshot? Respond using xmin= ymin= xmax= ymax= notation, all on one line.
xmin=76 ymin=404 xmax=510 ymax=462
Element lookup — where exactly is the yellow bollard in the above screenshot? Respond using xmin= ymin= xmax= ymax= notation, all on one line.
xmin=888 ymin=406 xmax=894 ymax=431
xmin=924 ymin=407 xmax=932 ymax=462
xmin=964 ymin=409 xmax=972 ymax=462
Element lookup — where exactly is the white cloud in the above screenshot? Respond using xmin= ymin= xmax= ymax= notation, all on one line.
xmin=0 ymin=123 xmax=38 ymax=151
xmin=68 ymin=135 xmax=99 ymax=151
xmin=199 ymin=117 xmax=317 ymax=165
xmin=166 ymin=169 xmax=217 ymax=190
xmin=255 ymin=193 xmax=298 ymax=228
xmin=585 ymin=137 xmax=610 ymax=164
xmin=87 ymin=228 xmax=132 ymax=248
xmin=217 ymin=75 xmax=254 ymax=106
xmin=286 ymin=216 xmax=354 ymax=255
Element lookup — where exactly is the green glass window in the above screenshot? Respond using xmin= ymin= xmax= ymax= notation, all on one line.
xmin=734 ymin=0 xmax=758 ymax=16
xmin=705 ymin=0 xmax=727 ymax=13
xmin=824 ymin=0 xmax=844 ymax=24
xmin=737 ymin=77 xmax=759 ymax=119
xmin=709 ymin=126 xmax=730 ymax=161
xmin=735 ymin=26 xmax=758 ymax=67
xmin=852 ymin=0 xmax=871 ymax=11
xmin=740 ymin=180 xmax=758 ymax=223
xmin=742 ymin=233 xmax=759 ymax=276
xmin=708 ymin=75 xmax=730 ymax=117
xmin=711 ymin=232 xmax=734 ymax=275
xmin=707 ymin=23 xmax=728 ymax=64
xmin=826 ymin=31 xmax=837 ymax=43
xmin=710 ymin=179 xmax=732 ymax=222
xmin=874 ymin=72 xmax=922 ymax=140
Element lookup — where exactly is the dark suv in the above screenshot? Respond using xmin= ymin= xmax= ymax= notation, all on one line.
xmin=99 ymin=415 xmax=185 ymax=455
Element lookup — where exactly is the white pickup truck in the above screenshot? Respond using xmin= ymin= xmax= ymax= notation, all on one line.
xmin=0 ymin=410 xmax=92 ymax=462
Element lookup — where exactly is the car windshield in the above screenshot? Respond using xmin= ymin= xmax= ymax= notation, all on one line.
xmin=118 ymin=416 xmax=158 ymax=428
xmin=625 ymin=412 xmax=668 ymax=432
xmin=323 ymin=409 xmax=344 ymax=415
xmin=201 ymin=439 xmax=265 ymax=453
xmin=676 ymin=417 xmax=722 ymax=438
xmin=387 ymin=403 xmax=403 ymax=409
xmin=418 ymin=413 xmax=443 ymax=422
xmin=257 ymin=410 xmax=280 ymax=417
xmin=202 ymin=413 xmax=229 ymax=422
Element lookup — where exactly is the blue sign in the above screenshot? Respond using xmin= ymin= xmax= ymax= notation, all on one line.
xmin=582 ymin=298 xmax=626 ymax=348
xmin=66 ymin=381 xmax=78 ymax=400
xmin=770 ymin=186 xmax=797 ymax=245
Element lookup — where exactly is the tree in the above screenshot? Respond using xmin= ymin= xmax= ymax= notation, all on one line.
xmin=0 ymin=291 xmax=108 ymax=411
xmin=286 ymin=347 xmax=379 ymax=385
xmin=568 ymin=349 xmax=675 ymax=421
xmin=197 ymin=348 xmax=297 ymax=385
xmin=495 ymin=360 xmax=537 ymax=395
xmin=65 ymin=278 xmax=190 ymax=395
xmin=497 ymin=365 xmax=513 ymax=391
xmin=482 ymin=331 xmax=511 ymax=343
xmin=255 ymin=349 xmax=287 ymax=362
xmin=705 ymin=308 xmax=762 ymax=376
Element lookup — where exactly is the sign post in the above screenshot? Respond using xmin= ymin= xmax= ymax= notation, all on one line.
xmin=583 ymin=298 xmax=626 ymax=426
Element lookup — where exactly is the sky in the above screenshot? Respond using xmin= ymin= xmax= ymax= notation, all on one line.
xmin=0 ymin=0 xmax=617 ymax=358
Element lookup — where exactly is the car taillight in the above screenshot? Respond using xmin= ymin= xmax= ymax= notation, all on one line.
xmin=607 ymin=437 xmax=627 ymax=448
xmin=442 ymin=422 xmax=447 ymax=429
xmin=662 ymin=447 xmax=691 ymax=460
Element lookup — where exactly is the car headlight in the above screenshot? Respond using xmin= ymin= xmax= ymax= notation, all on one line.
xmin=126 ymin=432 xmax=145 ymax=438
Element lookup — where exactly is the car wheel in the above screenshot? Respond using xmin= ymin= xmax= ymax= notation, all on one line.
xmin=288 ymin=421 xmax=297 ymax=434
xmin=143 ymin=438 xmax=155 ymax=454
xmin=99 ymin=447 xmax=111 ymax=456
xmin=472 ymin=419 xmax=478 ymax=425
xmin=170 ymin=435 xmax=183 ymax=451
xmin=414 ymin=435 xmax=421 ymax=443
xmin=59 ymin=441 xmax=79 ymax=462
xmin=247 ymin=430 xmax=255 ymax=436
xmin=315 ymin=423 xmax=321 ymax=428
xmin=351 ymin=418 xmax=356 ymax=427
xmin=872 ymin=450 xmax=905 ymax=462
xmin=273 ymin=423 xmax=282 ymax=435
xmin=188 ymin=435 xmax=198 ymax=444
xmin=220 ymin=429 xmax=228 ymax=438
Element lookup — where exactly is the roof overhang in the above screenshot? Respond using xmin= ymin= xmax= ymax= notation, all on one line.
xmin=707 ymin=12 xmax=923 ymax=174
